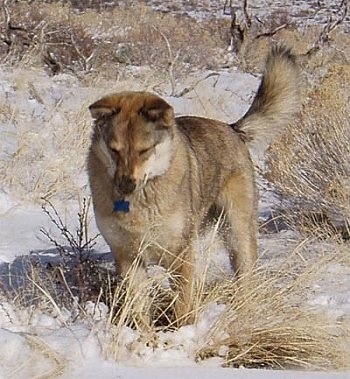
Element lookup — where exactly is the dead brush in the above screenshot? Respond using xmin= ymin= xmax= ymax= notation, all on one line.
xmin=0 ymin=198 xmax=119 ymax=321
xmin=37 ymin=198 xmax=118 ymax=308
xmin=40 ymin=197 xmax=99 ymax=257
xmin=1 ymin=1 xmax=228 ymax=80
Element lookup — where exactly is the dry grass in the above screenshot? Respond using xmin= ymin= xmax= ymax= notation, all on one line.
xmin=0 ymin=70 xmax=92 ymax=201
xmin=101 ymin=232 xmax=350 ymax=370
xmin=1 ymin=202 xmax=349 ymax=370
xmin=195 ymin=245 xmax=350 ymax=369
xmin=266 ymin=64 xmax=350 ymax=237
xmin=1 ymin=1 xmax=228 ymax=82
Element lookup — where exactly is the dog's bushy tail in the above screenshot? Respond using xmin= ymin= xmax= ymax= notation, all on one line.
xmin=232 ymin=45 xmax=300 ymax=152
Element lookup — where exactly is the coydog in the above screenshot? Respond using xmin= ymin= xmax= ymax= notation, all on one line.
xmin=87 ymin=46 xmax=299 ymax=322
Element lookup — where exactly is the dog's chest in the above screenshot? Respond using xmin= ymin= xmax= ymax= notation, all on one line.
xmin=118 ymin=204 xmax=185 ymax=235
xmin=98 ymin=202 xmax=187 ymax=251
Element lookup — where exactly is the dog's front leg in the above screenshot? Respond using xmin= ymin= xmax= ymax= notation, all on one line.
xmin=111 ymin=246 xmax=154 ymax=331
xmin=171 ymin=245 xmax=195 ymax=326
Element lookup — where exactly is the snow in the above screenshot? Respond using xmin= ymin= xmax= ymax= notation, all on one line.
xmin=0 ymin=197 xmax=49 ymax=262
xmin=0 ymin=53 xmax=349 ymax=379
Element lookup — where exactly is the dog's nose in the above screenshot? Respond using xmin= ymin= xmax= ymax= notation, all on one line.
xmin=117 ymin=176 xmax=136 ymax=195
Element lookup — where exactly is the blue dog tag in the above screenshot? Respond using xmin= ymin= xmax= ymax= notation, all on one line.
xmin=113 ymin=200 xmax=130 ymax=213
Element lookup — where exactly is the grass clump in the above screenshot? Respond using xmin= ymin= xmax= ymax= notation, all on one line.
xmin=104 ymin=236 xmax=350 ymax=370
xmin=195 ymin=259 xmax=349 ymax=369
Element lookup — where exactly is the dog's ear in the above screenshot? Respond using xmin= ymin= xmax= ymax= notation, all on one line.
xmin=140 ymin=97 xmax=174 ymax=127
xmin=89 ymin=96 xmax=121 ymax=120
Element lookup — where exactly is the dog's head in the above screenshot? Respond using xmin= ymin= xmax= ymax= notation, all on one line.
xmin=89 ymin=91 xmax=175 ymax=196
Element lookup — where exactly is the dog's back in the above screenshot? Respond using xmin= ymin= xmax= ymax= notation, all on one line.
xmin=174 ymin=115 xmax=254 ymax=210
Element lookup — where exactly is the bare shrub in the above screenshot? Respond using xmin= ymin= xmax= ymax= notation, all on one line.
xmin=225 ymin=0 xmax=349 ymax=71
xmin=88 ymin=5 xmax=228 ymax=76
xmin=40 ymin=198 xmax=99 ymax=257
xmin=0 ymin=199 xmax=117 ymax=313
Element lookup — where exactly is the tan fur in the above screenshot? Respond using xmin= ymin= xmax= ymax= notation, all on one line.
xmin=232 ymin=45 xmax=299 ymax=151
xmin=87 ymin=45 xmax=299 ymax=323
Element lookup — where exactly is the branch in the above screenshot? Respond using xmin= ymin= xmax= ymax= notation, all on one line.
xmin=255 ymin=23 xmax=287 ymax=39
xmin=229 ymin=7 xmax=246 ymax=54
xmin=305 ymin=0 xmax=348 ymax=56
xmin=223 ymin=0 xmax=232 ymax=15
xmin=2 ymin=0 xmax=12 ymax=47
xmin=242 ymin=0 xmax=252 ymax=28
xmin=156 ymin=27 xmax=181 ymax=96
xmin=69 ymin=28 xmax=94 ymax=72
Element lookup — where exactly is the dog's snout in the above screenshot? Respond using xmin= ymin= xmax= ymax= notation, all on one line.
xmin=117 ymin=176 xmax=136 ymax=195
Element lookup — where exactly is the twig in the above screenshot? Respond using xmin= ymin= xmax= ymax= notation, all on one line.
xmin=1 ymin=0 xmax=19 ymax=53
xmin=69 ymin=28 xmax=94 ymax=72
xmin=255 ymin=24 xmax=287 ymax=39
xmin=242 ymin=0 xmax=252 ymax=28
xmin=40 ymin=198 xmax=99 ymax=256
xmin=155 ymin=27 xmax=181 ymax=96
xmin=229 ymin=8 xmax=245 ymax=54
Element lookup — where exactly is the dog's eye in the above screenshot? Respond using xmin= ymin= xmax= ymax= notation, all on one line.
xmin=138 ymin=146 xmax=154 ymax=157
xmin=109 ymin=147 xmax=119 ymax=155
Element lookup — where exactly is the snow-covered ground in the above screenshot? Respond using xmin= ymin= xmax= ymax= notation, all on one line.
xmin=0 ymin=56 xmax=349 ymax=378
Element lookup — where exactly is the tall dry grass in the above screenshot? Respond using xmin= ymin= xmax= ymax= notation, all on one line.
xmin=196 ymin=241 xmax=350 ymax=369
xmin=103 ymin=237 xmax=350 ymax=369
xmin=266 ymin=64 xmax=350 ymax=237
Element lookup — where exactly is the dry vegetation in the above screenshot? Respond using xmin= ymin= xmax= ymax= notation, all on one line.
xmin=0 ymin=0 xmax=350 ymax=372
xmin=2 ymin=205 xmax=350 ymax=369
xmin=0 ymin=0 xmax=229 ymax=81
xmin=0 ymin=83 xmax=92 ymax=201
xmin=266 ymin=64 xmax=350 ymax=238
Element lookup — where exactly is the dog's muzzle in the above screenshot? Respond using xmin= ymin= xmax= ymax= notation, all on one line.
xmin=116 ymin=176 xmax=136 ymax=195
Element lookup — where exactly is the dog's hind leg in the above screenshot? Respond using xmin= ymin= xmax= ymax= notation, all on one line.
xmin=218 ymin=171 xmax=258 ymax=277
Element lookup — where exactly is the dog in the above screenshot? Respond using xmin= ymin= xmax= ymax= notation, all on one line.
xmin=87 ymin=45 xmax=299 ymax=322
